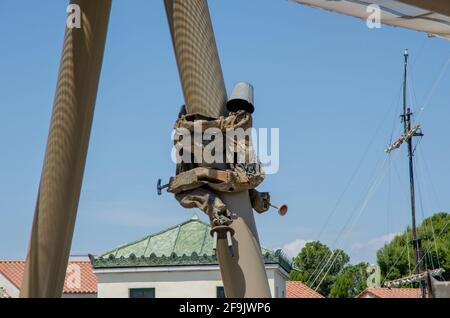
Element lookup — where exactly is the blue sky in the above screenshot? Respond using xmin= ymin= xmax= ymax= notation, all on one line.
xmin=1 ymin=0 xmax=449 ymax=264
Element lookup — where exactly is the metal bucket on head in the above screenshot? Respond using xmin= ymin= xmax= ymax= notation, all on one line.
xmin=226 ymin=82 xmax=255 ymax=114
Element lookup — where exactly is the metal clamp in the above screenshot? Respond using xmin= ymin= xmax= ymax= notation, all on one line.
xmin=210 ymin=226 xmax=235 ymax=257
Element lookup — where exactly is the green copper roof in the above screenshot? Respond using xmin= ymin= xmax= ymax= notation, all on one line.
xmin=98 ymin=214 xmax=213 ymax=258
xmin=90 ymin=213 xmax=291 ymax=272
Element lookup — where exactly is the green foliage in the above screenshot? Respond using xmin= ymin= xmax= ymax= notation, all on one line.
xmin=329 ymin=262 xmax=369 ymax=298
xmin=289 ymin=241 xmax=350 ymax=297
xmin=377 ymin=212 xmax=450 ymax=282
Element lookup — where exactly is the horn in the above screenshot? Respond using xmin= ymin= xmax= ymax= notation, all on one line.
xmin=270 ymin=203 xmax=288 ymax=216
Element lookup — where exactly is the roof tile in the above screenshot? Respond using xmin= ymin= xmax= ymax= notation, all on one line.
xmin=357 ymin=288 xmax=421 ymax=298
xmin=93 ymin=216 xmax=292 ymax=272
xmin=0 ymin=260 xmax=97 ymax=294
xmin=286 ymin=281 xmax=324 ymax=298
xmin=103 ymin=216 xmax=213 ymax=259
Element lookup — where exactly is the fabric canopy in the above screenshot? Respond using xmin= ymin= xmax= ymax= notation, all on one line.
xmin=292 ymin=0 xmax=450 ymax=40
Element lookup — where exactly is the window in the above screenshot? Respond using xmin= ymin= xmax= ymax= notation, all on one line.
xmin=216 ymin=286 xmax=225 ymax=298
xmin=129 ymin=288 xmax=155 ymax=298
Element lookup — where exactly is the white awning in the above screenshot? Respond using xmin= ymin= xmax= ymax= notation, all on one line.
xmin=291 ymin=0 xmax=450 ymax=40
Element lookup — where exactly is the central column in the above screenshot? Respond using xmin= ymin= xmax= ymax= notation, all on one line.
xmin=164 ymin=0 xmax=271 ymax=297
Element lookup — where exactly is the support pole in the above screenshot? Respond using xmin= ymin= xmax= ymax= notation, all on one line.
xmin=20 ymin=0 xmax=111 ymax=298
xmin=217 ymin=192 xmax=271 ymax=297
xmin=402 ymin=50 xmax=425 ymax=298
xmin=164 ymin=0 xmax=271 ymax=297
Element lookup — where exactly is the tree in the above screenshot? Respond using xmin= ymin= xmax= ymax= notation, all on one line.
xmin=329 ymin=262 xmax=368 ymax=298
xmin=377 ymin=212 xmax=450 ymax=282
xmin=289 ymin=241 xmax=350 ymax=297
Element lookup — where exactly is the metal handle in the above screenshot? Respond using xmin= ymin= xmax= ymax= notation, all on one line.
xmin=157 ymin=178 xmax=169 ymax=196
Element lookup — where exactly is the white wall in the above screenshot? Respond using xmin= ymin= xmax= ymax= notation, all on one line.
xmin=97 ymin=267 xmax=223 ymax=298
xmin=266 ymin=268 xmax=276 ymax=297
xmin=265 ymin=265 xmax=287 ymax=298
xmin=0 ymin=273 xmax=96 ymax=298
xmin=95 ymin=264 xmax=288 ymax=298
xmin=274 ymin=269 xmax=287 ymax=298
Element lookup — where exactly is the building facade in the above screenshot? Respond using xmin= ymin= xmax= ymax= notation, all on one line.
xmin=1 ymin=215 xmax=325 ymax=298
xmin=90 ymin=214 xmax=292 ymax=298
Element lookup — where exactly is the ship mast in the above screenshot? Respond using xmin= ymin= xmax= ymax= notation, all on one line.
xmin=385 ymin=49 xmax=425 ymax=297
xmin=403 ymin=49 xmax=426 ymax=298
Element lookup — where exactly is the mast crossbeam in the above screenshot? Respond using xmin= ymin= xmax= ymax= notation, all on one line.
xmin=384 ymin=124 xmax=422 ymax=154
xmin=384 ymin=268 xmax=445 ymax=288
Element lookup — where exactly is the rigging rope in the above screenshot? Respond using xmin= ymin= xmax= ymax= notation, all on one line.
xmin=306 ymin=138 xmax=394 ymax=286
xmin=406 ymin=230 xmax=412 ymax=280
xmin=419 ymin=146 xmax=443 ymax=209
xmin=416 ymin=57 xmax=450 ymax=122
xmin=308 ymin=157 xmax=385 ymax=288
xmin=306 ymin=74 xmax=405 ymax=288
xmin=381 ymin=245 xmax=408 ymax=287
xmin=380 ymin=146 xmax=447 ymax=283
xmin=415 ymin=148 xmax=442 ymax=269
xmin=314 ymin=250 xmax=341 ymax=292
xmin=413 ymin=217 xmax=450 ymax=274
xmin=415 ymin=156 xmax=436 ymax=270
xmin=312 ymin=156 xmax=391 ymax=291
xmin=315 ymin=79 xmax=403 ymax=243
xmin=304 ymin=53 xmax=448 ymax=292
